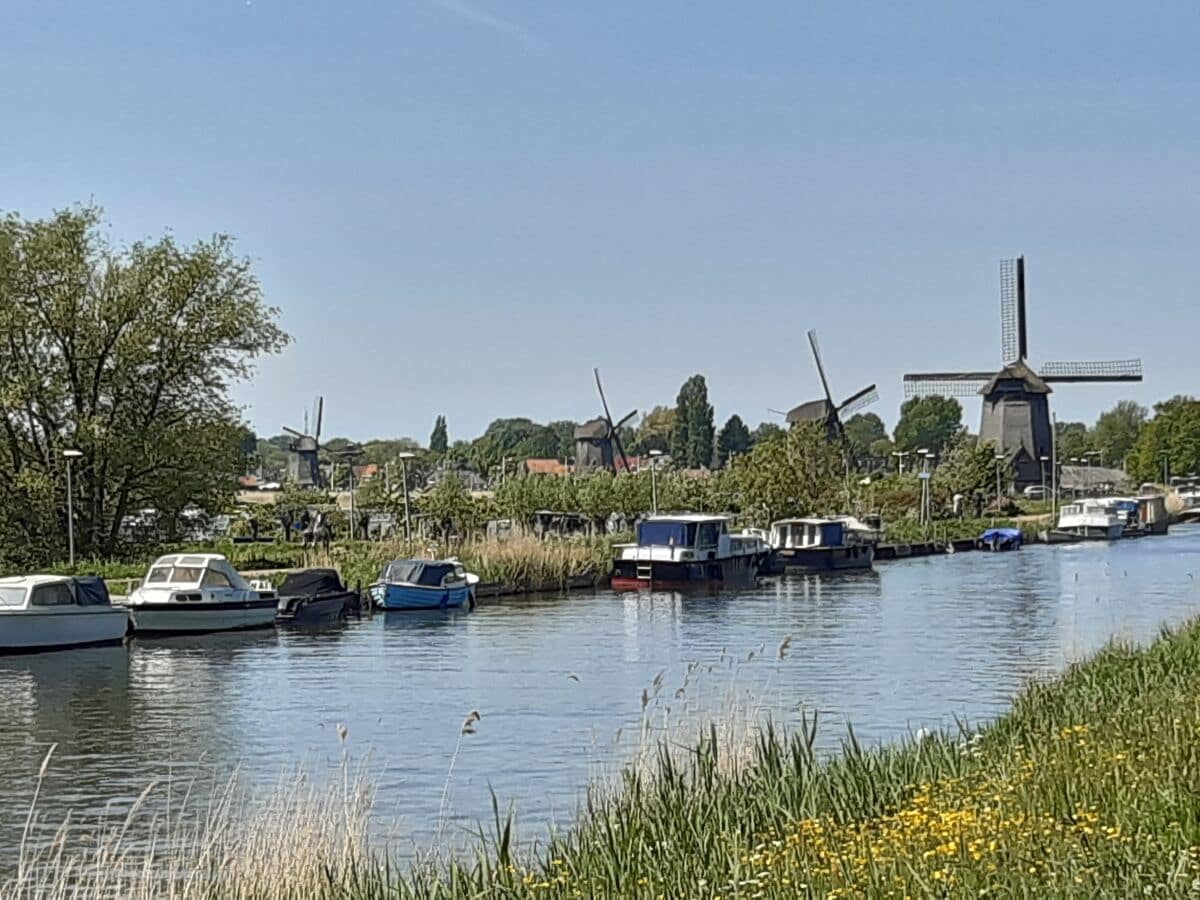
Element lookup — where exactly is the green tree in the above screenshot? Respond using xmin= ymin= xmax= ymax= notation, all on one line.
xmin=417 ymin=475 xmax=486 ymax=540
xmin=893 ymin=396 xmax=962 ymax=455
xmin=1055 ymin=421 xmax=1095 ymax=463
xmin=671 ymin=374 xmax=715 ymax=469
xmin=0 ymin=205 xmax=287 ymax=562
xmin=1128 ymin=396 xmax=1200 ymax=485
xmin=714 ymin=414 xmax=751 ymax=468
xmin=429 ymin=416 xmax=448 ymax=454
xmin=1093 ymin=401 xmax=1147 ymax=467
xmin=844 ymin=412 xmax=887 ymax=465
xmin=630 ymin=406 xmax=676 ymax=455
xmin=751 ymin=421 xmax=784 ymax=446
xmin=729 ymin=423 xmax=842 ymax=525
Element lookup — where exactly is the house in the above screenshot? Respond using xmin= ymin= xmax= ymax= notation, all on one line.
xmin=1058 ymin=465 xmax=1131 ymax=496
xmin=523 ymin=458 xmax=569 ymax=476
xmin=352 ymin=463 xmax=380 ymax=482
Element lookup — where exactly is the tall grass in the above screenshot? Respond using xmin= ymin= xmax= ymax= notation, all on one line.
xmin=10 ymin=620 xmax=1200 ymax=897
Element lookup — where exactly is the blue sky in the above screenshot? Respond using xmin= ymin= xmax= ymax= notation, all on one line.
xmin=3 ymin=1 xmax=1197 ymax=444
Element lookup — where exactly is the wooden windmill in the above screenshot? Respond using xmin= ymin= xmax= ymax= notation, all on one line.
xmin=903 ymin=257 xmax=1142 ymax=489
xmin=574 ymin=368 xmax=636 ymax=474
xmin=784 ymin=330 xmax=879 ymax=443
xmin=283 ymin=397 xmax=324 ymax=488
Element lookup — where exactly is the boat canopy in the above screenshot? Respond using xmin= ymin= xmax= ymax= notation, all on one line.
xmin=279 ymin=568 xmax=346 ymax=597
xmin=980 ymin=527 xmax=1022 ymax=544
xmin=379 ymin=560 xmax=463 ymax=587
xmin=0 ymin=575 xmax=113 ymax=608
xmin=143 ymin=554 xmax=251 ymax=590
xmin=73 ymin=576 xmax=113 ymax=606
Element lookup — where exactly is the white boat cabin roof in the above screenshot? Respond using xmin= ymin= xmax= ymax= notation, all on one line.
xmin=772 ymin=517 xmax=840 ymax=526
xmin=0 ymin=574 xmax=73 ymax=591
xmin=641 ymin=513 xmax=732 ymax=523
xmin=143 ymin=554 xmax=250 ymax=590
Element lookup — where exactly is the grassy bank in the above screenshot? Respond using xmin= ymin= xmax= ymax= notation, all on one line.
xmin=883 ymin=515 xmax=1047 ymax=545
xmin=10 ymin=619 xmax=1200 ymax=898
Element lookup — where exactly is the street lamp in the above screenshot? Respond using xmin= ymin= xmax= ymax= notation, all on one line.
xmin=994 ymin=453 xmax=1006 ymax=510
xmin=62 ymin=449 xmax=83 ymax=566
xmin=398 ymin=451 xmax=416 ymax=547
xmin=648 ymin=450 xmax=664 ymax=515
xmin=1039 ymin=455 xmax=1049 ymax=499
xmin=891 ymin=450 xmax=911 ymax=475
xmin=1159 ymin=450 xmax=1170 ymax=487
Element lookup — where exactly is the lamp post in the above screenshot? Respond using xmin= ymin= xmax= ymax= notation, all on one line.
xmin=62 ymin=449 xmax=83 ymax=566
xmin=891 ymin=450 xmax=910 ymax=475
xmin=1039 ymin=455 xmax=1049 ymax=500
xmin=648 ymin=449 xmax=664 ymax=515
xmin=1160 ymin=450 xmax=1170 ymax=488
xmin=994 ymin=453 xmax=1006 ymax=510
xmin=398 ymin=451 xmax=416 ymax=549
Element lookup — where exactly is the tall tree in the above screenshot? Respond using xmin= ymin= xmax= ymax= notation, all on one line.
xmin=714 ymin=414 xmax=751 ymax=468
xmin=893 ymin=396 xmax=962 ymax=455
xmin=729 ymin=423 xmax=842 ymax=525
xmin=1093 ymin=400 xmax=1147 ymax=467
xmin=671 ymin=374 xmax=715 ymax=469
xmin=630 ymin=406 xmax=676 ymax=455
xmin=429 ymin=416 xmax=448 ymax=454
xmin=1128 ymin=396 xmax=1200 ymax=484
xmin=751 ymin=421 xmax=784 ymax=446
xmin=1054 ymin=421 xmax=1096 ymax=463
xmin=843 ymin=412 xmax=887 ymax=464
xmin=0 ymin=206 xmax=287 ymax=562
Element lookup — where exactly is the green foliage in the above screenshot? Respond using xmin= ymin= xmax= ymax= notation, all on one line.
xmin=429 ymin=415 xmax=448 ymax=454
xmin=671 ymin=374 xmax=715 ymax=469
xmin=751 ymin=421 xmax=784 ymax=446
xmin=630 ymin=406 xmax=676 ymax=455
xmin=843 ymin=412 xmax=887 ymax=465
xmin=0 ymin=205 xmax=287 ymax=567
xmin=468 ymin=417 xmax=577 ymax=475
xmin=893 ymin=395 xmax=962 ymax=454
xmin=1093 ymin=400 xmax=1147 ymax=467
xmin=934 ymin=432 xmax=1004 ymax=502
xmin=728 ymin=423 xmax=843 ymax=525
xmin=1055 ymin=420 xmax=1096 ymax=463
xmin=714 ymin=414 xmax=751 ymax=468
xmin=1128 ymin=395 xmax=1200 ymax=484
xmin=416 ymin=475 xmax=488 ymax=539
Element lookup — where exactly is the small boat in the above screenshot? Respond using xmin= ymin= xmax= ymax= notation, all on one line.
xmin=1136 ymin=494 xmax=1170 ymax=535
xmin=0 ymin=575 xmax=128 ymax=653
xmin=766 ymin=517 xmax=875 ymax=573
xmin=1040 ymin=499 xmax=1124 ymax=544
xmin=978 ymin=527 xmax=1022 ymax=552
xmin=370 ymin=559 xmax=479 ymax=611
xmin=276 ymin=569 xmax=360 ymax=625
xmin=611 ymin=514 xmax=770 ymax=589
xmin=121 ymin=554 xmax=277 ymax=635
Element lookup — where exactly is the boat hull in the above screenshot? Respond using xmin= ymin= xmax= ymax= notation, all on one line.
xmin=1042 ymin=524 xmax=1124 ymax=544
xmin=372 ymin=582 xmax=472 ymax=611
xmin=0 ymin=608 xmax=129 ymax=653
xmin=772 ymin=545 xmax=874 ymax=574
xmin=123 ymin=599 xmax=278 ymax=635
xmin=276 ymin=592 xmax=356 ymax=625
xmin=611 ymin=553 xmax=765 ymax=590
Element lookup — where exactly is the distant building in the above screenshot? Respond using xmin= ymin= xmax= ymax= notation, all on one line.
xmin=1058 ymin=465 xmax=1131 ymax=496
xmin=351 ymin=463 xmax=380 ymax=482
xmin=523 ymin=458 xmax=569 ymax=476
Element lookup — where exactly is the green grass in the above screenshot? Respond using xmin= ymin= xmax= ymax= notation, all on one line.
xmin=883 ymin=516 xmax=1046 ymax=545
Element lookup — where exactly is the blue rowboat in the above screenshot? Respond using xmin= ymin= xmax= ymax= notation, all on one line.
xmin=370 ymin=559 xmax=478 ymax=611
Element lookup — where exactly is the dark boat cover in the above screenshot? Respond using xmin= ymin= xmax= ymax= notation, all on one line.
xmin=279 ymin=568 xmax=347 ymax=597
xmin=379 ymin=560 xmax=457 ymax=587
xmin=73 ymin=576 xmax=112 ymax=606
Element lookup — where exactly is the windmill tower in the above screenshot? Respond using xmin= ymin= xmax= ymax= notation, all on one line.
xmin=283 ymin=397 xmax=324 ymax=488
xmin=574 ymin=368 xmax=637 ymax=473
xmin=784 ymin=330 xmax=879 ymax=445
xmin=903 ymin=257 xmax=1142 ymax=490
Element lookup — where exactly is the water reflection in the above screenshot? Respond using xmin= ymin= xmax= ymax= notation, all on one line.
xmin=1 ymin=531 xmax=1199 ymax=855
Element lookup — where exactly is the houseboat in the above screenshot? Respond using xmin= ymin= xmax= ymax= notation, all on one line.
xmin=1041 ymin=500 xmax=1125 ymax=544
xmin=611 ymin=515 xmax=770 ymax=589
xmin=370 ymin=559 xmax=479 ymax=611
xmin=121 ymin=554 xmax=277 ymax=634
xmin=978 ymin=527 xmax=1022 ymax=552
xmin=0 ymin=575 xmax=128 ymax=653
xmin=766 ymin=517 xmax=875 ymax=573
xmin=1136 ymin=494 xmax=1170 ymax=535
xmin=276 ymin=568 xmax=360 ymax=625
xmin=1174 ymin=484 xmax=1200 ymax=524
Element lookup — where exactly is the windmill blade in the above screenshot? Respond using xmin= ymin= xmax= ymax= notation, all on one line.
xmin=282 ymin=426 xmax=305 ymax=439
xmin=611 ymin=427 xmax=632 ymax=474
xmin=315 ymin=396 xmax=324 ymax=441
xmin=767 ymin=408 xmax=789 ymax=419
xmin=837 ymin=385 xmax=879 ymax=419
xmin=593 ymin=367 xmax=615 ymax=426
xmin=903 ymin=372 xmax=993 ymax=398
xmin=999 ymin=257 xmax=1022 ymax=364
xmin=807 ymin=330 xmax=836 ymax=409
xmin=616 ymin=409 xmax=638 ymax=430
xmin=1039 ymin=360 xmax=1143 ymax=383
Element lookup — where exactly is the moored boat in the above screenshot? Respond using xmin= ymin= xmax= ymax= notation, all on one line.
xmin=370 ymin=559 xmax=479 ymax=611
xmin=978 ymin=527 xmax=1022 ymax=552
xmin=1040 ymin=499 xmax=1124 ymax=544
xmin=766 ymin=517 xmax=875 ymax=573
xmin=612 ymin=514 xmax=770 ymax=589
xmin=121 ymin=554 xmax=277 ymax=635
xmin=0 ymin=575 xmax=128 ymax=653
xmin=276 ymin=569 xmax=360 ymax=625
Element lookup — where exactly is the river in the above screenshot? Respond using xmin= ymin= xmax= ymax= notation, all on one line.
xmin=2 ymin=528 xmax=1200 ymax=859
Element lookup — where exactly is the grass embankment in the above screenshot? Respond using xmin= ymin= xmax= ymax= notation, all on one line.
xmin=883 ymin=516 xmax=1046 ymax=545
xmin=11 ymin=620 xmax=1200 ymax=898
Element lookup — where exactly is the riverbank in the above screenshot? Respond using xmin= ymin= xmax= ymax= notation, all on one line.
xmin=9 ymin=612 xmax=1200 ymax=897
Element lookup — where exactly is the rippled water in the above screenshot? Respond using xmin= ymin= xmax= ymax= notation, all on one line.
xmin=3 ymin=529 xmax=1200 ymax=858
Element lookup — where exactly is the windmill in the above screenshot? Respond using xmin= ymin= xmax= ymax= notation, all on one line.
xmin=782 ymin=330 xmax=879 ymax=446
xmin=283 ymin=396 xmax=324 ymax=488
xmin=574 ymin=368 xmax=637 ymax=474
xmin=902 ymin=256 xmax=1142 ymax=490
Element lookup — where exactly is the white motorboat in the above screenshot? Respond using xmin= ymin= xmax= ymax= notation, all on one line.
xmin=0 ymin=575 xmax=128 ymax=653
xmin=1043 ymin=499 xmax=1125 ymax=543
xmin=121 ymin=554 xmax=277 ymax=635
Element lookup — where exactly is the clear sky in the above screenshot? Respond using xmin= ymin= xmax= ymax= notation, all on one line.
xmin=3 ymin=1 xmax=1197 ymax=444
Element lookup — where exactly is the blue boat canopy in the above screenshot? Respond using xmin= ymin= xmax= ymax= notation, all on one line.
xmin=379 ymin=559 xmax=461 ymax=587
xmin=980 ymin=527 xmax=1022 ymax=543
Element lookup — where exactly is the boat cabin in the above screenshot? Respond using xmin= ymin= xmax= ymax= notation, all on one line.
xmin=142 ymin=554 xmax=253 ymax=592
xmin=0 ymin=575 xmax=114 ymax=610
xmin=378 ymin=559 xmax=470 ymax=589
xmin=621 ymin=515 xmax=762 ymax=563
xmin=770 ymin=518 xmax=857 ymax=550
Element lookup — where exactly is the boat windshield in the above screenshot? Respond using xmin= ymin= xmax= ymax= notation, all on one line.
xmin=637 ymin=521 xmax=694 ymax=547
xmin=146 ymin=566 xmax=205 ymax=585
xmin=0 ymin=586 xmax=26 ymax=607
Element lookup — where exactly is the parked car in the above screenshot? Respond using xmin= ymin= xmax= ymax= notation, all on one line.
xmin=1023 ymin=485 xmax=1053 ymax=500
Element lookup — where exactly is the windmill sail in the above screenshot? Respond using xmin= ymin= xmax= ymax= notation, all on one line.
xmin=1039 ymin=360 xmax=1143 ymax=382
xmin=903 ymin=372 xmax=994 ymax=398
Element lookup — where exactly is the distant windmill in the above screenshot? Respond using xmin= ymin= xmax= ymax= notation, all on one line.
xmin=283 ymin=396 xmax=324 ymax=488
xmin=780 ymin=330 xmax=879 ymax=444
xmin=903 ymin=256 xmax=1143 ymax=490
xmin=574 ymin=368 xmax=637 ymax=474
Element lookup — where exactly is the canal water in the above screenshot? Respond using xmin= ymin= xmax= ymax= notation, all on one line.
xmin=3 ymin=528 xmax=1200 ymax=859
